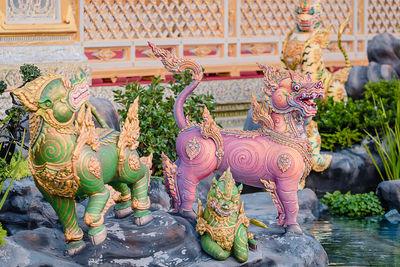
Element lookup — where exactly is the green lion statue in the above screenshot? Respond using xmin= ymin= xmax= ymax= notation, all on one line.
xmin=11 ymin=73 xmax=153 ymax=255
xmin=196 ymin=167 xmax=258 ymax=262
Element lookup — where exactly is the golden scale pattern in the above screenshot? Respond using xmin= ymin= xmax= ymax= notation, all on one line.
xmin=367 ymin=0 xmax=400 ymax=34
xmin=84 ymin=0 xmax=224 ymax=41
xmin=240 ymin=0 xmax=352 ymax=37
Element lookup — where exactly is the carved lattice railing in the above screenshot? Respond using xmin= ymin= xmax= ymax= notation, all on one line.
xmin=81 ymin=0 xmax=400 ymax=80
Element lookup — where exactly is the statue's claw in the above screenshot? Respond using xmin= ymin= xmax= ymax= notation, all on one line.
xmin=88 ymin=225 xmax=107 ymax=245
xmin=115 ymin=207 xmax=134 ymax=219
xmin=65 ymin=240 xmax=86 ymax=256
xmin=114 ymin=200 xmax=133 ymax=219
xmin=134 ymin=213 xmax=153 ymax=226
xmin=285 ymin=223 xmax=303 ymax=235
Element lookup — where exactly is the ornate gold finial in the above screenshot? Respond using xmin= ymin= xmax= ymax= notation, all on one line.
xmin=251 ymin=93 xmax=274 ymax=129
xmin=148 ymin=42 xmax=204 ymax=81
xmin=219 ymin=167 xmax=235 ymax=199
xmin=299 ymin=0 xmax=321 ymax=11
xmin=258 ymin=64 xmax=289 ymax=96
xmin=118 ymin=97 xmax=140 ymax=167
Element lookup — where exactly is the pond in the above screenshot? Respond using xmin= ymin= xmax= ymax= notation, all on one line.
xmin=305 ymin=215 xmax=400 ymax=266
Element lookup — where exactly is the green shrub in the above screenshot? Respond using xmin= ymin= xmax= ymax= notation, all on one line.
xmin=321 ymin=191 xmax=385 ymax=217
xmin=315 ymin=79 xmax=400 ymax=151
xmin=19 ymin=64 xmax=41 ymax=85
xmin=0 ymin=133 xmax=28 ymax=245
xmin=113 ymin=71 xmax=217 ymax=176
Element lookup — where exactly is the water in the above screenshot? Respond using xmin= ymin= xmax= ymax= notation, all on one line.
xmin=305 ymin=216 xmax=400 ymax=266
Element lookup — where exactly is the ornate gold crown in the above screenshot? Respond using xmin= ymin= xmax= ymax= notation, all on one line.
xmin=258 ymin=65 xmax=312 ymax=96
xmin=299 ymin=0 xmax=321 ymax=11
xmin=218 ymin=167 xmax=235 ymax=199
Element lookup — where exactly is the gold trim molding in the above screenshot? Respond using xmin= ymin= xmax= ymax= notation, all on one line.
xmin=0 ymin=0 xmax=77 ymax=36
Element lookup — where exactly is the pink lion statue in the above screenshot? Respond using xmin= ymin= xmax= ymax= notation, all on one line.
xmin=149 ymin=43 xmax=324 ymax=234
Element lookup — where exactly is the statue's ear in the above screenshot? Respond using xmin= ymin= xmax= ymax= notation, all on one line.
xmin=238 ymin=184 xmax=243 ymax=194
xmin=38 ymin=97 xmax=53 ymax=109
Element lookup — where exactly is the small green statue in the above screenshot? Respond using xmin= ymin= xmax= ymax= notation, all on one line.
xmin=11 ymin=73 xmax=153 ymax=255
xmin=196 ymin=167 xmax=258 ymax=262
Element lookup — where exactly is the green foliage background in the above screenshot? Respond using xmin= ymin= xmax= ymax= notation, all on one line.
xmin=322 ymin=191 xmax=385 ymax=217
xmin=114 ymin=71 xmax=217 ymax=176
xmin=315 ymin=79 xmax=400 ymax=151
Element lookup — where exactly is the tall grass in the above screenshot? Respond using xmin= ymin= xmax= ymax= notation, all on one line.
xmin=0 ymin=131 xmax=27 ymax=211
xmin=365 ymin=99 xmax=400 ymax=181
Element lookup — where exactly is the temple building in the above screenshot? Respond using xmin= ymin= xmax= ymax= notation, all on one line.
xmin=1 ymin=0 xmax=399 ymax=127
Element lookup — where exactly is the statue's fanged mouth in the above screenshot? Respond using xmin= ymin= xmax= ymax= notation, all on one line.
xmin=298 ymin=92 xmax=323 ymax=111
xmin=210 ymin=201 xmax=237 ymax=217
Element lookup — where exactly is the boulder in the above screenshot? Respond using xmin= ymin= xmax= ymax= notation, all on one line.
xmin=376 ymin=180 xmax=400 ymax=212
xmin=148 ymin=178 xmax=171 ymax=211
xmin=243 ymin=108 xmax=260 ymax=131
xmin=0 ymin=189 xmax=328 ymax=266
xmin=345 ymin=63 xmax=398 ymax=99
xmin=1 ymin=211 xmax=200 ymax=267
xmin=383 ymin=209 xmax=400 ymax=224
xmin=0 ymin=177 xmax=173 ymax=235
xmin=90 ymin=97 xmax=121 ymax=131
xmin=345 ymin=33 xmax=400 ymax=99
xmin=367 ymin=33 xmax=400 ymax=75
xmin=0 ymin=177 xmax=59 ymax=235
xmin=305 ymin=139 xmax=383 ymax=197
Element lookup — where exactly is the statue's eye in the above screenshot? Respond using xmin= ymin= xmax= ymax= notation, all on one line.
xmin=216 ymin=194 xmax=221 ymax=199
xmin=234 ymin=199 xmax=238 ymax=204
xmin=292 ymin=83 xmax=301 ymax=91
xmin=309 ymin=7 xmax=315 ymax=15
xmin=297 ymin=8 xmax=302 ymax=14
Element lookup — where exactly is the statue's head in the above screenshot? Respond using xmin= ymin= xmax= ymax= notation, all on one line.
xmin=295 ymin=0 xmax=321 ymax=32
xmin=260 ymin=65 xmax=324 ymax=119
xmin=207 ymin=167 xmax=243 ymax=217
xmin=12 ymin=73 xmax=90 ymax=126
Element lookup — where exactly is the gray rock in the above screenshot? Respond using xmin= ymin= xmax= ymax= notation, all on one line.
xmin=243 ymin=108 xmax=260 ymax=131
xmin=367 ymin=33 xmax=400 ymax=74
xmin=149 ymin=178 xmax=170 ymax=211
xmin=240 ymin=191 xmax=318 ymax=227
xmin=0 ymin=237 xmax=79 ymax=267
xmin=90 ymin=97 xmax=121 ymax=131
xmin=1 ymin=177 xmax=172 ymax=235
xmin=1 ymin=190 xmax=327 ymax=266
xmin=383 ymin=209 xmax=400 ymax=224
xmin=345 ymin=63 xmax=398 ymax=99
xmin=306 ymin=139 xmax=383 ymax=197
xmin=345 ymin=33 xmax=400 ymax=99
xmin=1 ymin=211 xmax=201 ymax=266
xmin=376 ymin=180 xmax=400 ymax=212
xmin=0 ymin=177 xmax=59 ymax=234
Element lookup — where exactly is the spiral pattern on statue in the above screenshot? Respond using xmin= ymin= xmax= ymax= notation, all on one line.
xmin=40 ymin=138 xmax=69 ymax=164
xmin=228 ymin=146 xmax=259 ymax=172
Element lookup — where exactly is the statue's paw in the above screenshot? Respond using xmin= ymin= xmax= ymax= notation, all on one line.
xmin=88 ymin=225 xmax=107 ymax=245
xmin=180 ymin=209 xmax=197 ymax=220
xmin=134 ymin=213 xmax=153 ymax=226
xmin=285 ymin=223 xmax=303 ymax=235
xmin=65 ymin=240 xmax=86 ymax=256
xmin=115 ymin=207 xmax=134 ymax=219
